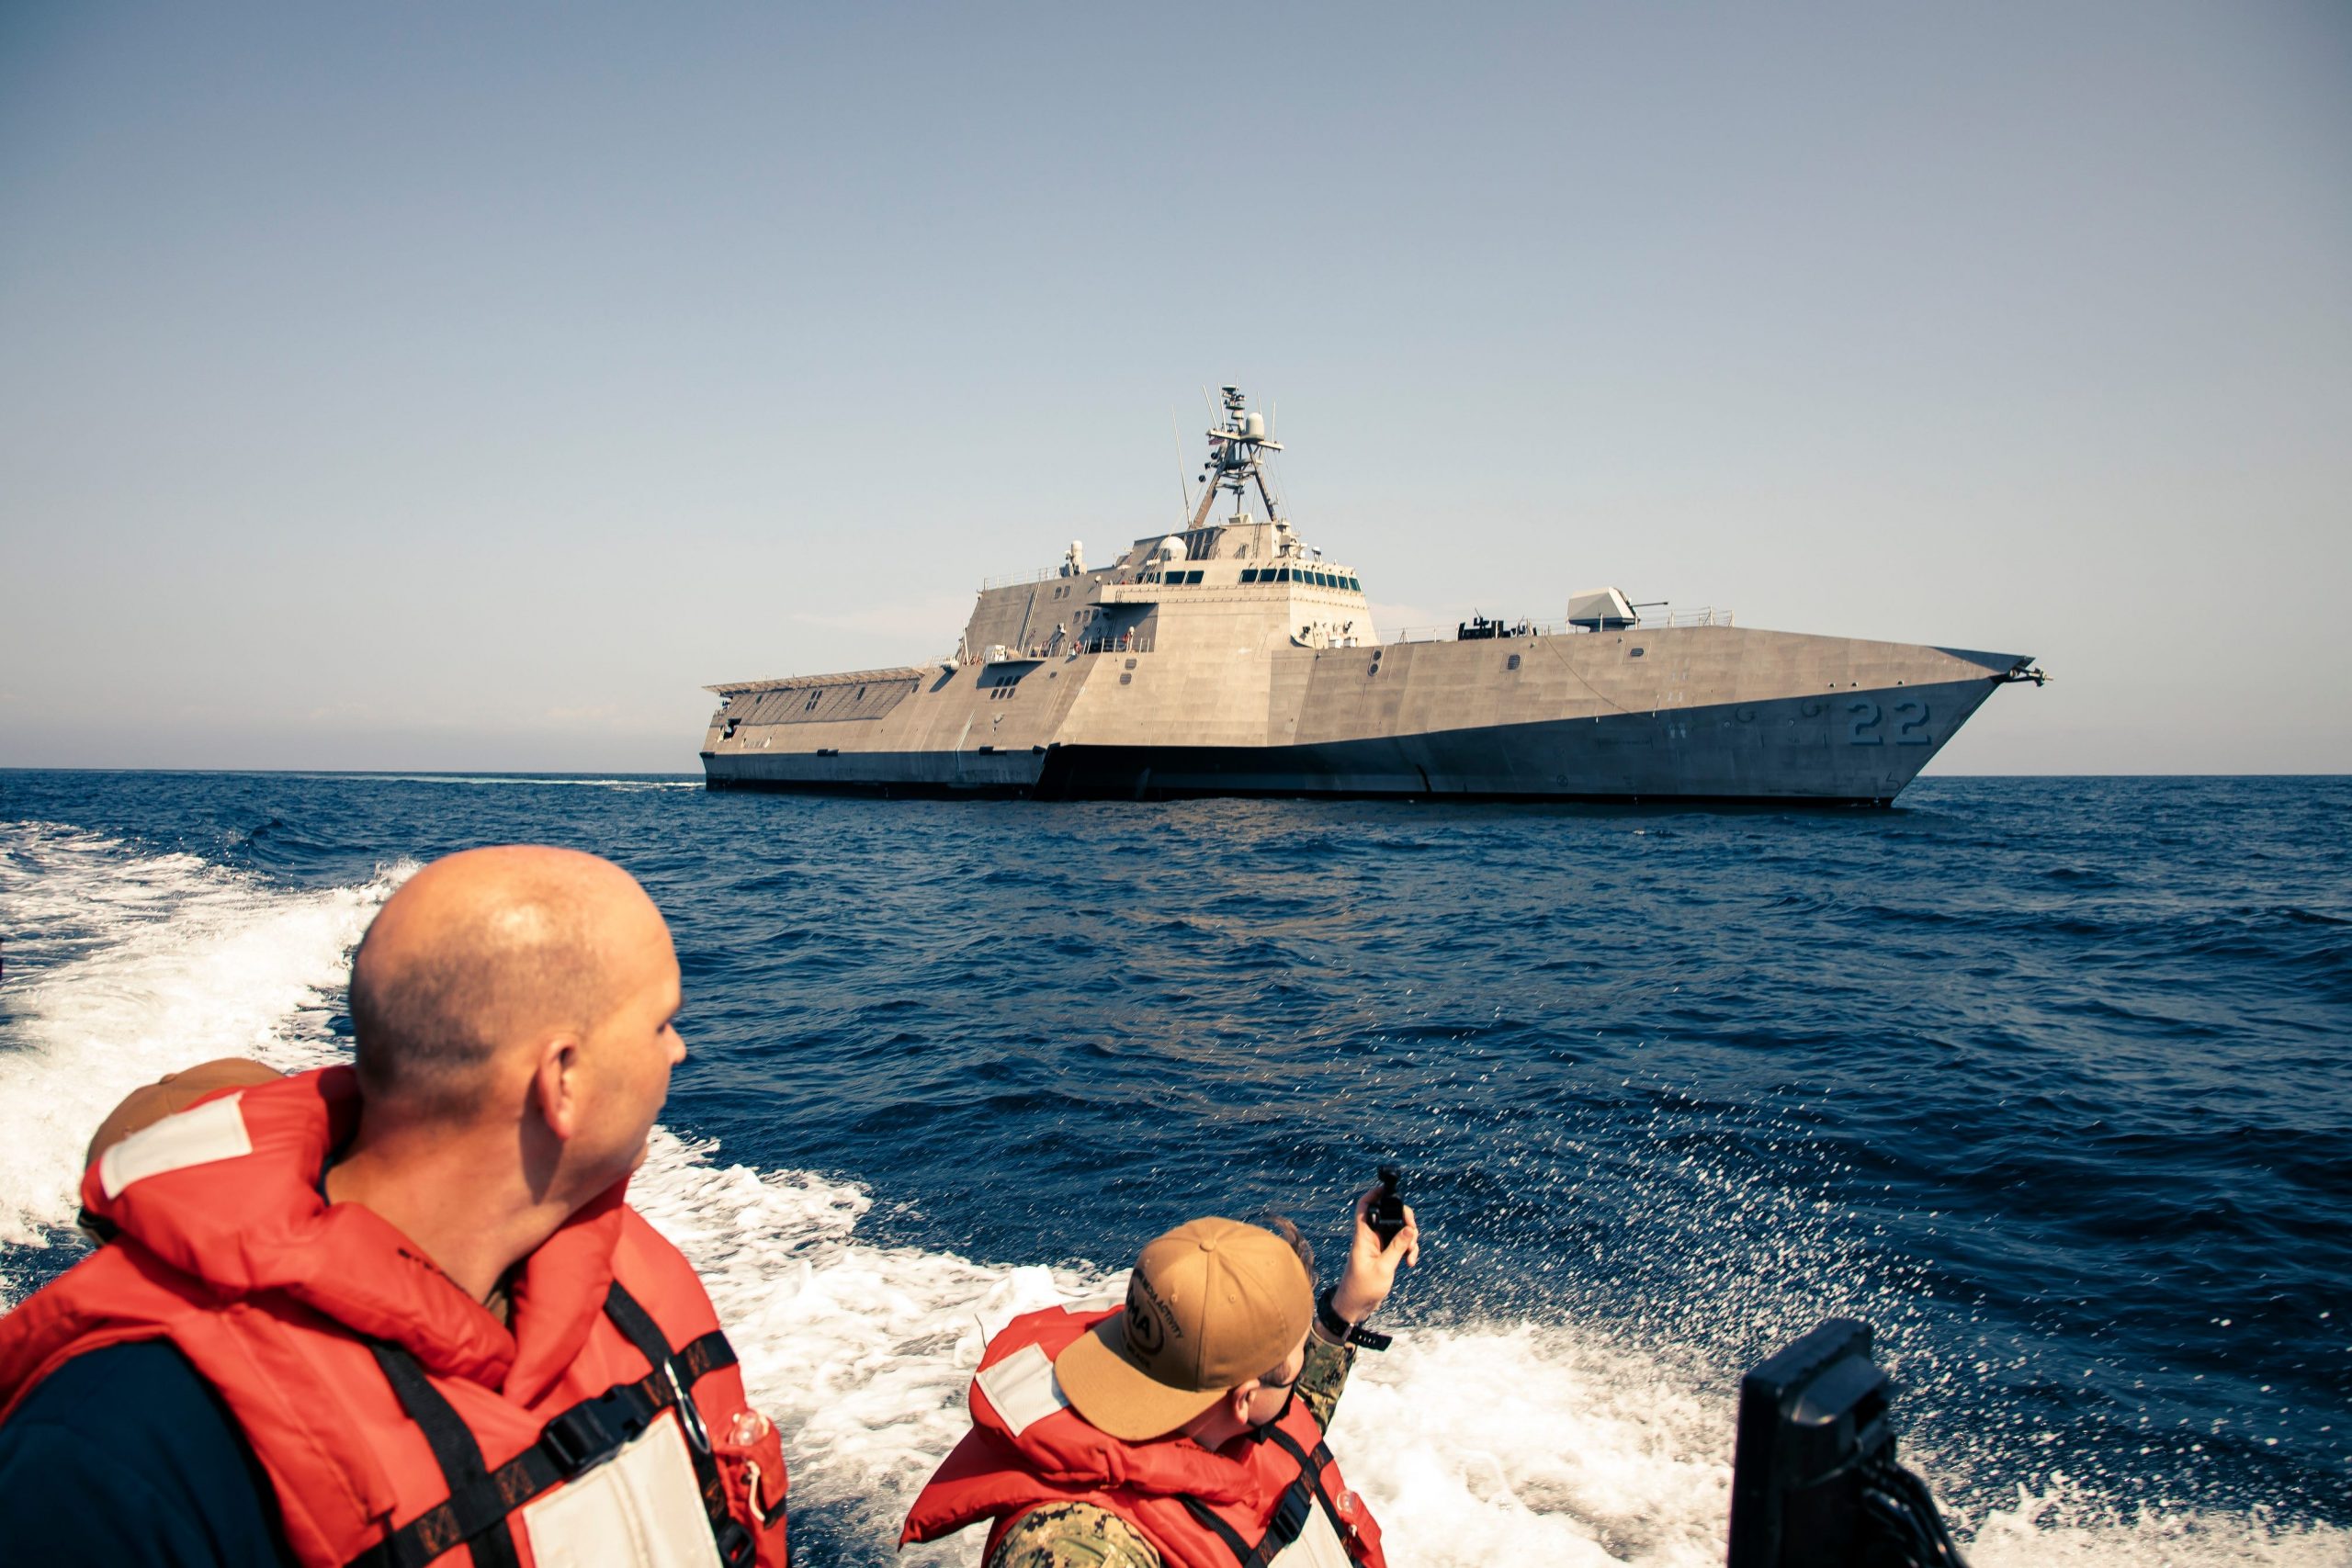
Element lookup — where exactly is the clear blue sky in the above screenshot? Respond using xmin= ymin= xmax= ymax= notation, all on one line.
xmin=4 ymin=3 xmax=2346 ymax=773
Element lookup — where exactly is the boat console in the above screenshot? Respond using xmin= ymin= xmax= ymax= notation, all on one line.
xmin=1727 ymin=1318 xmax=1969 ymax=1567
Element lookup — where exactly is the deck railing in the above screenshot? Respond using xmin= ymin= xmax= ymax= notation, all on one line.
xmin=957 ymin=635 xmax=1154 ymax=667
xmin=1390 ymin=607 xmax=1734 ymax=644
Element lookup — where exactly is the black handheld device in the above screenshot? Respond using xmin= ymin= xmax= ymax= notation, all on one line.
xmin=1367 ymin=1164 xmax=1406 ymax=1248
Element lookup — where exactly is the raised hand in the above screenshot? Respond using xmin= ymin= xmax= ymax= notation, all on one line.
xmin=1329 ymin=1183 xmax=1419 ymax=1325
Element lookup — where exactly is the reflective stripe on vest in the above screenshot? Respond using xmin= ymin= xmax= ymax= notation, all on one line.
xmin=349 ymin=1282 xmax=755 ymax=1568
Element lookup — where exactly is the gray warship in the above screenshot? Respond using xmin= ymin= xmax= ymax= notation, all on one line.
xmin=701 ymin=388 xmax=2044 ymax=803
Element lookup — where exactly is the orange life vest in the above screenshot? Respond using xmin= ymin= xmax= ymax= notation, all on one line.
xmin=901 ymin=1304 xmax=1385 ymax=1568
xmin=0 ymin=1066 xmax=789 ymax=1568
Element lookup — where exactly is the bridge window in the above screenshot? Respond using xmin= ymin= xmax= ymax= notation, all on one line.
xmin=1241 ymin=569 xmax=1260 ymax=583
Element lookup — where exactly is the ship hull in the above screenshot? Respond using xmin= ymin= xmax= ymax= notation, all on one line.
xmin=703 ymin=632 xmax=2021 ymax=806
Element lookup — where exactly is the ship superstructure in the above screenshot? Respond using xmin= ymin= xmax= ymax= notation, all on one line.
xmin=700 ymin=388 xmax=2042 ymax=802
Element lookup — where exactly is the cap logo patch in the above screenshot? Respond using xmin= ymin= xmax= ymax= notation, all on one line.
xmin=1125 ymin=1272 xmax=1175 ymax=1355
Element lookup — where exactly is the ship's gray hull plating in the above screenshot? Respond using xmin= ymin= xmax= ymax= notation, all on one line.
xmin=702 ymin=670 xmax=2008 ymax=805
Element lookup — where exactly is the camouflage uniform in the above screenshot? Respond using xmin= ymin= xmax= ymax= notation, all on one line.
xmin=987 ymin=1336 xmax=1356 ymax=1568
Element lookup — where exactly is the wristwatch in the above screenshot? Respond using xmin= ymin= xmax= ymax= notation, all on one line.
xmin=1316 ymin=1287 xmax=1393 ymax=1352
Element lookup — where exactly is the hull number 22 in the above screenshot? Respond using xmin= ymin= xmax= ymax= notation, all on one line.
xmin=1848 ymin=699 xmax=1931 ymax=745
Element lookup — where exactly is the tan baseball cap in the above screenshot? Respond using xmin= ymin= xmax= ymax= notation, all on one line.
xmin=1054 ymin=1216 xmax=1313 ymax=1441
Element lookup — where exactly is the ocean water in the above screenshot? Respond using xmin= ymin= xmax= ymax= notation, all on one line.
xmin=0 ymin=770 xmax=2346 ymax=1567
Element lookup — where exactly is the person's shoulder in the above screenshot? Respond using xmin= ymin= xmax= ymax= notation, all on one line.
xmin=0 ymin=1339 xmax=288 ymax=1565
xmin=6 ymin=1336 xmax=209 ymax=1426
xmin=4 ymin=1338 xmax=254 ymax=1480
xmin=615 ymin=1202 xmax=711 ymax=1291
xmin=987 ymin=1502 xmax=1161 ymax=1568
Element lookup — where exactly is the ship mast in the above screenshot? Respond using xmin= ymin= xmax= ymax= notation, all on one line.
xmin=1188 ymin=385 xmax=1283 ymax=531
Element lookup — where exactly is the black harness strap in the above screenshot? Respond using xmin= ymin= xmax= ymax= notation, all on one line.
xmin=1180 ymin=1495 xmax=1261 ymax=1564
xmin=347 ymin=1289 xmax=751 ymax=1568
xmin=347 ymin=1364 xmax=682 ymax=1568
xmin=1175 ymin=1426 xmax=1336 ymax=1568
xmin=601 ymin=1281 xmax=757 ymax=1568
xmin=1179 ymin=1482 xmax=1318 ymax=1568
xmin=1261 ymin=1428 xmax=1342 ymax=1522
xmin=365 ymin=1343 xmax=524 ymax=1568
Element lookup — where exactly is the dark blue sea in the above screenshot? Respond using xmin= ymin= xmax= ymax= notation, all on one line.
xmin=3 ymin=771 xmax=2346 ymax=1566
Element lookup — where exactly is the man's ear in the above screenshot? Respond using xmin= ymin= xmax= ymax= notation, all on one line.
xmin=530 ymin=1037 xmax=584 ymax=1141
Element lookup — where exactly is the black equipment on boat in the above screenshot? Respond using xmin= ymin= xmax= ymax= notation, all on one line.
xmin=1726 ymin=1318 xmax=1969 ymax=1568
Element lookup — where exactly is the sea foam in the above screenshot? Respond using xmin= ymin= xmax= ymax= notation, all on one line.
xmin=0 ymin=823 xmax=404 ymax=1251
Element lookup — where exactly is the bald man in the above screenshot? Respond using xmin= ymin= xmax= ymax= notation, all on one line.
xmin=0 ymin=847 xmax=789 ymax=1568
